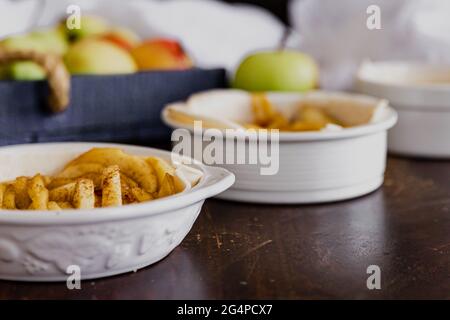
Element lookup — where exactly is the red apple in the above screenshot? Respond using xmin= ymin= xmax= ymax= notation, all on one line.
xmin=101 ymin=27 xmax=140 ymax=51
xmin=131 ymin=38 xmax=193 ymax=70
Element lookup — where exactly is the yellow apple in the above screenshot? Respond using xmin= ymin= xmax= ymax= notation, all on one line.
xmin=64 ymin=39 xmax=137 ymax=75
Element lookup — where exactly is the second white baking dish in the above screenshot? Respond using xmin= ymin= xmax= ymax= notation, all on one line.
xmin=163 ymin=90 xmax=397 ymax=204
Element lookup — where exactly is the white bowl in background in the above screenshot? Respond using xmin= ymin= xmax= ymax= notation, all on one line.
xmin=356 ymin=61 xmax=450 ymax=158
xmin=162 ymin=90 xmax=397 ymax=204
xmin=0 ymin=142 xmax=234 ymax=281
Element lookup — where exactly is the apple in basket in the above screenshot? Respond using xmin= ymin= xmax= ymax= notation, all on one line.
xmin=131 ymin=39 xmax=193 ymax=71
xmin=64 ymin=38 xmax=137 ymax=75
xmin=0 ymin=29 xmax=68 ymax=81
xmin=101 ymin=27 xmax=140 ymax=51
xmin=59 ymin=15 xmax=110 ymax=42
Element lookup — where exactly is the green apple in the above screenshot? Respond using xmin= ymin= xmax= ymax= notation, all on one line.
xmin=1 ymin=28 xmax=68 ymax=55
xmin=0 ymin=65 xmax=9 ymax=80
xmin=233 ymin=50 xmax=319 ymax=92
xmin=0 ymin=34 xmax=48 ymax=81
xmin=0 ymin=34 xmax=46 ymax=52
xmin=60 ymin=15 xmax=109 ymax=42
xmin=0 ymin=29 xmax=68 ymax=80
xmin=64 ymin=39 xmax=137 ymax=75
xmin=0 ymin=62 xmax=46 ymax=81
xmin=7 ymin=62 xmax=46 ymax=81
xmin=29 ymin=29 xmax=68 ymax=55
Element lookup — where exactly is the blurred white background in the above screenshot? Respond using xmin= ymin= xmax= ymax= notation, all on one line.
xmin=1 ymin=0 xmax=450 ymax=88
xmin=290 ymin=0 xmax=450 ymax=89
xmin=0 ymin=0 xmax=289 ymax=72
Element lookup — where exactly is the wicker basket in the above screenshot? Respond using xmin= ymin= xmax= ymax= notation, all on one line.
xmin=0 ymin=49 xmax=226 ymax=146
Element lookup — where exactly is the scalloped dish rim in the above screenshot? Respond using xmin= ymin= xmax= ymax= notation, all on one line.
xmin=0 ymin=142 xmax=235 ymax=225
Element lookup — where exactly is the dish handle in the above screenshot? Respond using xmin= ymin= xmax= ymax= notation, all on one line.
xmin=196 ymin=165 xmax=235 ymax=198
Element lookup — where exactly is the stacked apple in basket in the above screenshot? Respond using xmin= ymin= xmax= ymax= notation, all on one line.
xmin=0 ymin=15 xmax=193 ymax=80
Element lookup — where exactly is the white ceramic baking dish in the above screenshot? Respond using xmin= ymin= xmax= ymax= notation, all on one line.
xmin=162 ymin=90 xmax=397 ymax=204
xmin=356 ymin=61 xmax=450 ymax=158
xmin=0 ymin=142 xmax=234 ymax=281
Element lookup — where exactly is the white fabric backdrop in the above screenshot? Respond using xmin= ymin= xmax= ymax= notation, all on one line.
xmin=290 ymin=0 xmax=450 ymax=89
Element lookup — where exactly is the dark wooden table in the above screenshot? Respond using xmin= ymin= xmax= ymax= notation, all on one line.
xmin=0 ymin=156 xmax=449 ymax=299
